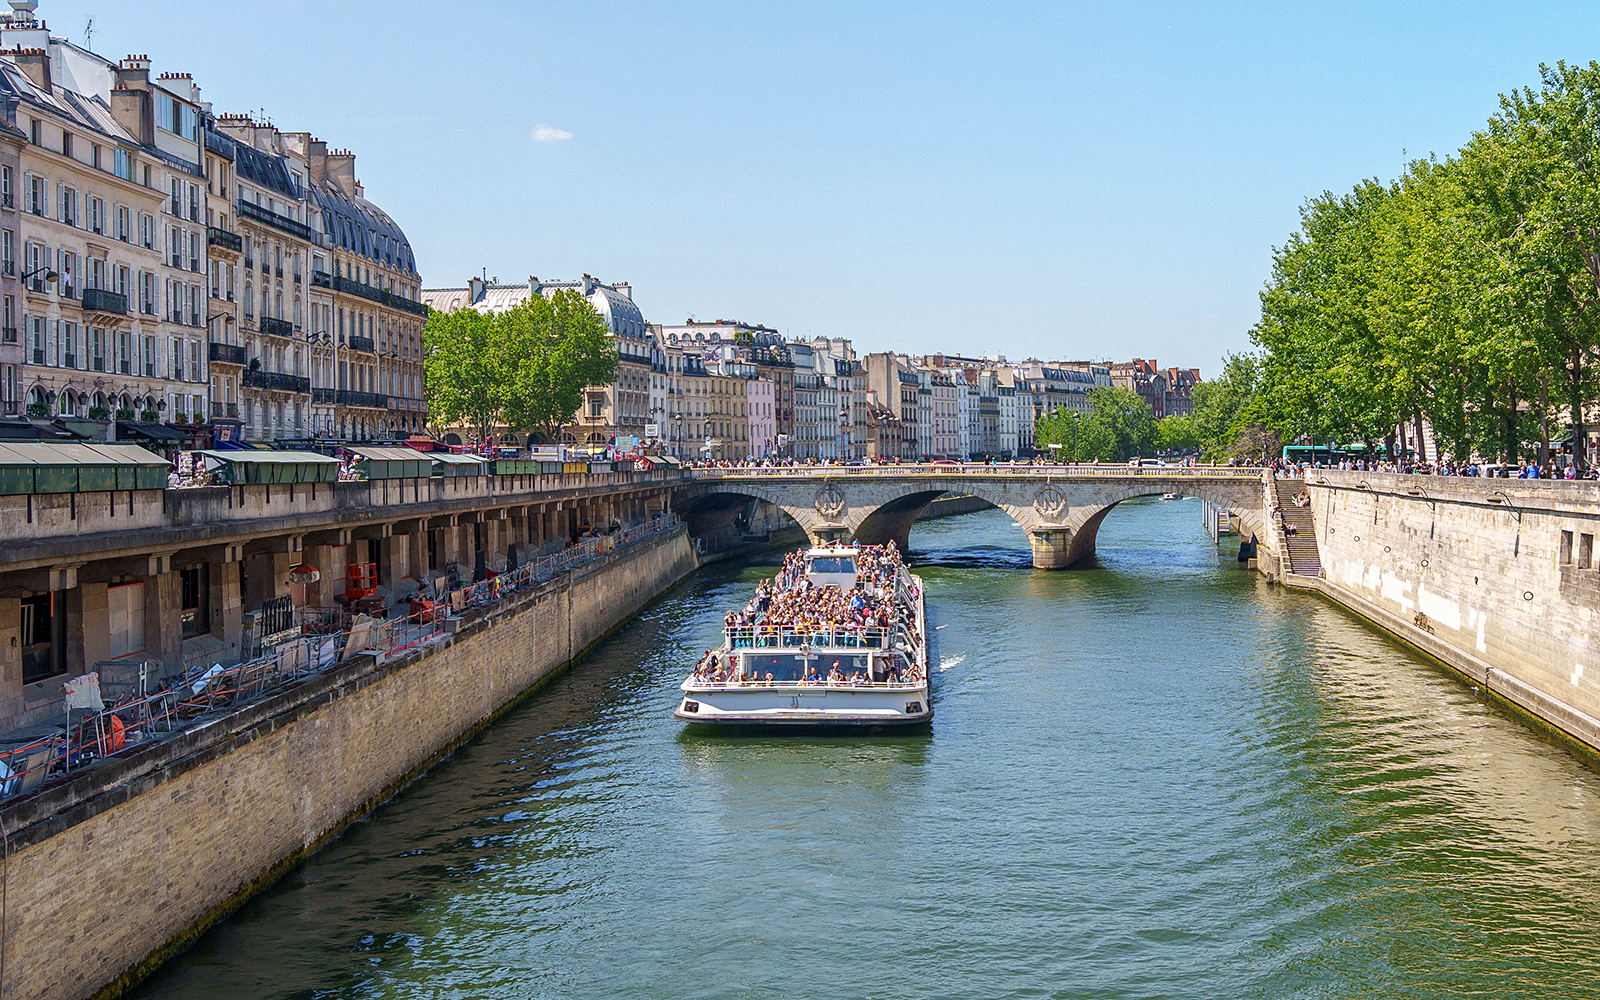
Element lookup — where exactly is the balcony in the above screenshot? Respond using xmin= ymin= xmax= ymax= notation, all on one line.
xmin=259 ymin=316 xmax=294 ymax=338
xmin=1 ymin=260 xmax=12 ymax=276
xmin=312 ymin=387 xmax=335 ymax=404
xmin=314 ymin=271 xmax=430 ymax=316
xmin=242 ymin=370 xmax=311 ymax=394
xmin=236 ymin=199 xmax=314 ymax=242
xmin=210 ymin=401 xmax=240 ymax=419
xmin=208 ymin=342 xmax=247 ymax=366
xmin=334 ymin=389 xmax=387 ymax=408
xmin=82 ymin=287 xmax=128 ymax=316
xmin=207 ymin=226 xmax=242 ymax=254
xmin=347 ymin=334 xmax=375 ymax=354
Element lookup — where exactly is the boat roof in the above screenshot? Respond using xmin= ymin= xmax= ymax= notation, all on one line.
xmin=806 ymin=545 xmax=858 ymax=557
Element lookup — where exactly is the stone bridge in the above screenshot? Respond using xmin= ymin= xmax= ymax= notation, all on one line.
xmin=674 ymin=464 xmax=1271 ymax=568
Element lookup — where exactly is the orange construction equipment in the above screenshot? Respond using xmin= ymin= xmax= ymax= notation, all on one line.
xmin=346 ymin=562 xmax=378 ymax=600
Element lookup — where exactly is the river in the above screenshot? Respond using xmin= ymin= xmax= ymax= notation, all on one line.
xmin=132 ymin=499 xmax=1600 ymax=1000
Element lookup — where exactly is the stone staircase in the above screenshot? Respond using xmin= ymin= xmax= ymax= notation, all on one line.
xmin=1271 ymin=478 xmax=1323 ymax=578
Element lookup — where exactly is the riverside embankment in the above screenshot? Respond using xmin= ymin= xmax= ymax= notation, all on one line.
xmin=0 ymin=524 xmax=697 ymax=1000
xmin=1294 ymin=471 xmax=1600 ymax=752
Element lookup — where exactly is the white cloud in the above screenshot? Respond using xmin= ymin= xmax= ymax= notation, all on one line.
xmin=531 ymin=123 xmax=572 ymax=142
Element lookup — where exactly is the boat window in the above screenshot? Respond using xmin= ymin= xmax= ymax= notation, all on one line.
xmin=742 ymin=653 xmax=871 ymax=681
xmin=808 ymin=557 xmax=855 ymax=574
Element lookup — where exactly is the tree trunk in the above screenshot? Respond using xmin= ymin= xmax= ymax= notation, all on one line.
xmin=1538 ymin=376 xmax=1550 ymax=468
xmin=1413 ymin=410 xmax=1428 ymax=463
xmin=1504 ymin=383 xmax=1518 ymax=465
xmin=1569 ymin=347 xmax=1588 ymax=472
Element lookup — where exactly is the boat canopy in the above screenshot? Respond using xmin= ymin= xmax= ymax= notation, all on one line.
xmin=0 ymin=442 xmax=169 ymax=494
xmin=197 ymin=450 xmax=340 ymax=484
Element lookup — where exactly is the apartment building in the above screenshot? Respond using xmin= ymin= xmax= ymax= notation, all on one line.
xmin=0 ymin=36 xmax=208 ymax=445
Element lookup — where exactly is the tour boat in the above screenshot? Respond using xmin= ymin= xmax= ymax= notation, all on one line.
xmin=675 ymin=543 xmax=931 ymax=727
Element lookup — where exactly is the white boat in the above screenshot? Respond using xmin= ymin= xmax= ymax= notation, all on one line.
xmin=1161 ymin=493 xmax=1182 ymax=500
xmin=675 ymin=543 xmax=931 ymax=727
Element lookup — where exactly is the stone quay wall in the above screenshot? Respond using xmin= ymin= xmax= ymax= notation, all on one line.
xmin=0 ymin=527 xmax=698 ymax=1000
xmin=1301 ymin=471 xmax=1600 ymax=750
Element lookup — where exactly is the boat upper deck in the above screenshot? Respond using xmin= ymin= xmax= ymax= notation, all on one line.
xmin=721 ymin=542 xmax=922 ymax=650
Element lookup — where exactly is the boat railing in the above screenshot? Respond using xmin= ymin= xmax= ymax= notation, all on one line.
xmin=725 ymin=625 xmax=895 ymax=649
xmin=687 ymin=678 xmax=925 ymax=691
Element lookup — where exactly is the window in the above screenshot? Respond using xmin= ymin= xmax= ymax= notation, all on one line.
xmin=139 ymin=212 xmax=154 ymax=249
xmin=1561 ymin=530 xmax=1575 ymax=565
xmin=61 ymin=132 xmax=71 ymax=159
xmin=21 ymin=592 xmax=63 ymax=683
xmin=115 ymin=204 xmax=130 ymax=241
xmin=170 ymin=176 xmax=181 ymax=216
xmin=115 ymin=148 xmax=133 ymax=181
xmin=25 ymin=173 xmax=45 ymax=215
xmin=92 ymin=143 xmax=100 ymax=170
xmin=1582 ymin=534 xmax=1594 ymax=571
xmin=89 ymin=196 xmax=103 ymax=234
xmin=0 ymin=165 xmax=9 ymax=208
xmin=27 ymin=118 xmax=38 ymax=145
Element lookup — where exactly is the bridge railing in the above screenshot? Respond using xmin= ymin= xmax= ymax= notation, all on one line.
xmin=690 ymin=463 xmax=1264 ymax=480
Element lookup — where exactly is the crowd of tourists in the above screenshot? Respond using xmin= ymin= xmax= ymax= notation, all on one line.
xmin=1272 ymin=456 xmax=1599 ymax=479
xmin=722 ymin=542 xmax=915 ymax=634
xmin=691 ymin=651 xmax=919 ymax=687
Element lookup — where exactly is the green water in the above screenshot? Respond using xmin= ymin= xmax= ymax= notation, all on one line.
xmin=132 ymin=501 xmax=1600 ymax=999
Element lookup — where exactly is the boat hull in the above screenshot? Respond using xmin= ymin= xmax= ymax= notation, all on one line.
xmin=675 ymin=685 xmax=931 ymax=725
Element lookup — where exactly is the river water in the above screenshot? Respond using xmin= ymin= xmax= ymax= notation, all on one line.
xmin=133 ymin=500 xmax=1600 ymax=1000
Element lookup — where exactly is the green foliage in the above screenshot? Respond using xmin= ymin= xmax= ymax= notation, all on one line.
xmin=1035 ymin=387 xmax=1155 ymax=461
xmin=25 ymin=402 xmax=47 ymax=418
xmin=1153 ymin=414 xmax=1201 ymax=453
xmin=1190 ymin=352 xmax=1268 ymax=461
xmin=424 ymin=290 xmax=617 ymax=443
xmin=1247 ymin=61 xmax=1600 ymax=468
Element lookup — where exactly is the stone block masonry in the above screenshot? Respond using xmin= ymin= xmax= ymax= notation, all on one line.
xmin=0 ymin=527 xmax=698 ymax=1000
xmin=1301 ymin=471 xmax=1600 ymax=750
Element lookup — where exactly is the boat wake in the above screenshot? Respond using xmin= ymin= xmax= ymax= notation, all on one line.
xmin=938 ymin=655 xmax=966 ymax=673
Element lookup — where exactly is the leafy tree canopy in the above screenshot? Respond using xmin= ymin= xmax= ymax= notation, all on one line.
xmin=424 ymin=290 xmax=618 ymax=444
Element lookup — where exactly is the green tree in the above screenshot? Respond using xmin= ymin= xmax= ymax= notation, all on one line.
xmin=1036 ymin=408 xmax=1116 ymax=462
xmin=1190 ymin=352 xmax=1267 ymax=462
xmin=1086 ymin=387 xmax=1156 ymax=460
xmin=1154 ymin=414 xmax=1201 ymax=454
xmin=424 ymin=290 xmax=618 ymax=445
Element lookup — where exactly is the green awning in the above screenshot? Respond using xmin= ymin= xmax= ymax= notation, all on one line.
xmin=348 ymin=446 xmax=431 ymax=479
xmin=431 ymin=452 xmax=489 ymax=476
xmin=0 ymin=442 xmax=169 ymax=494
xmin=197 ymin=450 xmax=340 ymax=484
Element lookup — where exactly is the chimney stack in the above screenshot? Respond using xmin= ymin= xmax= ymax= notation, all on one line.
xmin=325 ymin=149 xmax=356 ymax=198
xmin=13 ymin=47 xmax=48 ymax=91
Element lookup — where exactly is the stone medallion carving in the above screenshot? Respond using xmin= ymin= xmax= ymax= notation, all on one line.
xmin=1033 ymin=485 xmax=1067 ymax=520
xmin=814 ymin=483 xmax=847 ymax=519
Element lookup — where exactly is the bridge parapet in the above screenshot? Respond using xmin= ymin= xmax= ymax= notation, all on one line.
xmin=676 ymin=464 xmax=1271 ymax=568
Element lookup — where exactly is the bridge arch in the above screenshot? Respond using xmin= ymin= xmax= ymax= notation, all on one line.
xmin=674 ymin=470 xmax=1267 ymax=570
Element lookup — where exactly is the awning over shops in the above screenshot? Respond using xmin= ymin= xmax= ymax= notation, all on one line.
xmin=116 ymin=421 xmax=189 ymax=443
xmin=196 ymin=450 xmax=340 ymax=485
xmin=347 ymin=446 xmax=432 ymax=480
xmin=0 ymin=442 xmax=169 ymax=494
xmin=431 ymin=452 xmax=489 ymax=477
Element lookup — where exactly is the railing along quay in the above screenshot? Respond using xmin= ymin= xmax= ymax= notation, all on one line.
xmin=0 ymin=514 xmax=684 ymax=802
xmin=690 ymin=463 xmax=1266 ymax=479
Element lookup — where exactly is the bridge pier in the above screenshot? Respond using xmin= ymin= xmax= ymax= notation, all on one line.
xmin=1029 ymin=528 xmax=1075 ymax=570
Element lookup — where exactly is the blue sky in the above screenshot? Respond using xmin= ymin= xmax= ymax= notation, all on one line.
xmin=37 ymin=1 xmax=1600 ymax=373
